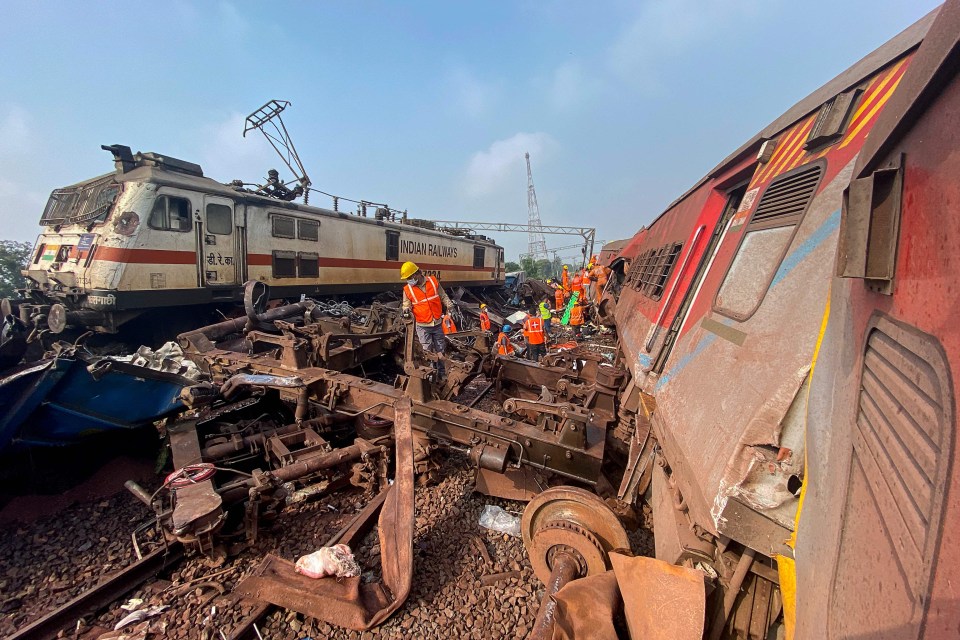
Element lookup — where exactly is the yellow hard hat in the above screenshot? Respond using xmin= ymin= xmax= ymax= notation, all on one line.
xmin=546 ymin=279 xmax=553 ymax=284
xmin=400 ymin=261 xmax=419 ymax=280
xmin=563 ymin=265 xmax=568 ymax=270
xmin=588 ymin=263 xmax=594 ymax=268
xmin=480 ymin=303 xmax=487 ymax=309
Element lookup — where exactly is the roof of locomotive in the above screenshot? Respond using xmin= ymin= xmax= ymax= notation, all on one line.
xmin=645 ymin=6 xmax=941 ymax=230
xmin=55 ymin=159 xmax=501 ymax=248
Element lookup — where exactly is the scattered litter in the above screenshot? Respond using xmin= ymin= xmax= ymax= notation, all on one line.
xmin=294 ymin=544 xmax=361 ymax=579
xmin=113 ymin=604 xmax=168 ymax=630
xmin=109 ymin=341 xmax=202 ymax=380
xmin=478 ymin=505 xmax=522 ymax=538
xmin=505 ymin=311 xmax=528 ymax=325
xmin=119 ymin=598 xmax=143 ymax=611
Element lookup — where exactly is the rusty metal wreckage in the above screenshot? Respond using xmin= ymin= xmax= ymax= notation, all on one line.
xmin=102 ymin=279 xmax=636 ymax=637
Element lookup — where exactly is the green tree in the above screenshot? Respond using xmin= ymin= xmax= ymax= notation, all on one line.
xmin=519 ymin=256 xmax=539 ymax=278
xmin=534 ymin=259 xmax=553 ymax=279
xmin=0 ymin=240 xmax=33 ymax=299
xmin=505 ymin=260 xmax=521 ymax=273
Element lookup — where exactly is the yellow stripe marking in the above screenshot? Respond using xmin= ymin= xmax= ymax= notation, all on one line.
xmin=776 ymin=288 xmax=831 ymax=640
xmin=840 ymin=68 xmax=907 ymax=149
xmin=849 ymin=57 xmax=907 ymax=126
xmin=840 ymin=58 xmax=909 ymax=149
xmin=763 ymin=117 xmax=815 ymax=182
xmin=755 ymin=122 xmax=806 ymax=184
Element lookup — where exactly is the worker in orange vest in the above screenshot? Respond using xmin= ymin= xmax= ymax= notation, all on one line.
xmin=523 ymin=307 xmax=547 ymax=362
xmin=571 ymin=270 xmax=584 ymax=299
xmin=582 ymin=264 xmax=593 ymax=302
xmin=441 ymin=315 xmax=457 ymax=334
xmin=478 ymin=303 xmax=491 ymax=332
xmin=554 ymin=285 xmax=566 ymax=313
xmin=561 ymin=265 xmax=571 ymax=291
xmin=591 ymin=262 xmax=611 ymax=302
xmin=569 ymin=300 xmax=585 ymax=338
xmin=495 ymin=324 xmax=515 ymax=356
xmin=400 ymin=261 xmax=453 ymax=376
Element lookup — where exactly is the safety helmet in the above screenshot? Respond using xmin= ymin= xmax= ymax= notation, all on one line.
xmin=502 ymin=324 xmax=511 ymax=332
xmin=546 ymin=279 xmax=553 ymax=284
xmin=563 ymin=265 xmax=569 ymax=270
xmin=588 ymin=263 xmax=594 ymax=268
xmin=480 ymin=303 xmax=487 ymax=309
xmin=400 ymin=261 xmax=419 ymax=280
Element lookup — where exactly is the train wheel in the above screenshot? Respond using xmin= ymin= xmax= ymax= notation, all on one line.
xmin=521 ymin=485 xmax=630 ymax=584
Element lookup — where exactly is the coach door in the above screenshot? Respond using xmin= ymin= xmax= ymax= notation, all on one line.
xmin=201 ymin=195 xmax=238 ymax=287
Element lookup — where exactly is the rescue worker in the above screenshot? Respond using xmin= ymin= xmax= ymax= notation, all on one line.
xmin=571 ymin=269 xmax=584 ymax=300
xmin=400 ymin=261 xmax=453 ymax=376
xmin=569 ymin=299 xmax=585 ymax=338
xmin=496 ymin=324 xmax=515 ymax=356
xmin=591 ymin=262 xmax=611 ymax=303
xmin=561 ymin=265 xmax=571 ymax=291
xmin=582 ymin=264 xmax=594 ymax=302
xmin=554 ymin=284 xmax=566 ymax=313
xmin=478 ymin=303 xmax=492 ymax=332
xmin=539 ymin=297 xmax=554 ymax=337
xmin=523 ymin=307 xmax=547 ymax=362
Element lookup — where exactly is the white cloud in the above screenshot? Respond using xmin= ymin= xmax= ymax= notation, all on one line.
xmin=606 ymin=0 xmax=764 ymax=84
xmin=464 ymin=132 xmax=557 ymax=198
xmin=447 ymin=67 xmax=497 ymax=118
xmin=193 ymin=112 xmax=276 ymax=184
xmin=549 ymin=59 xmax=602 ymax=111
xmin=218 ymin=0 xmax=250 ymax=39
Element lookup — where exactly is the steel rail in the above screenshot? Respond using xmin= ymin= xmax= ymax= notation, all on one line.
xmin=9 ymin=543 xmax=184 ymax=640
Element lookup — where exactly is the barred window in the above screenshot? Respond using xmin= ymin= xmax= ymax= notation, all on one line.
xmin=626 ymin=244 xmax=683 ymax=300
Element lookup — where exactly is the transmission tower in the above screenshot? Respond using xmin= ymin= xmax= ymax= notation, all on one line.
xmin=525 ymin=152 xmax=549 ymax=262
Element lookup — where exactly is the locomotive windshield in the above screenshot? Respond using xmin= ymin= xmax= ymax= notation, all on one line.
xmin=40 ymin=174 xmax=119 ymax=226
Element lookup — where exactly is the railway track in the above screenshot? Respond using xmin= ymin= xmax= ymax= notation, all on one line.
xmin=9 ymin=543 xmax=183 ymax=640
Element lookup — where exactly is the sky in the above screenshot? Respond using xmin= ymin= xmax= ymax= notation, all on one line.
xmin=0 ymin=0 xmax=942 ymax=263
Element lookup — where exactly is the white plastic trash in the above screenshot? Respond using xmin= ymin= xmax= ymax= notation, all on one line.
xmin=479 ymin=505 xmax=522 ymax=538
xmin=295 ymin=544 xmax=361 ymax=579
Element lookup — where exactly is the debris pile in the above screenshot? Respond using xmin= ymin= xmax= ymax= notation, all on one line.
xmin=0 ymin=276 xmax=653 ymax=640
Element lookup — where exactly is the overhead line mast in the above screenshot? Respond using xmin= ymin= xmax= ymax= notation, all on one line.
xmin=525 ymin=152 xmax=549 ymax=262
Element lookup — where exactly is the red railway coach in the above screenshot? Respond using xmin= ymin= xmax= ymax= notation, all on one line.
xmin=797 ymin=3 xmax=960 ymax=636
xmin=13 ymin=148 xmax=504 ymax=336
xmin=606 ymin=5 xmax=956 ymax=638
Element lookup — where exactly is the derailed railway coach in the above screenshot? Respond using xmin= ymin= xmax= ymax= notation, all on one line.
xmin=603 ymin=3 xmax=960 ymax=638
xmin=11 ymin=146 xmax=504 ymax=336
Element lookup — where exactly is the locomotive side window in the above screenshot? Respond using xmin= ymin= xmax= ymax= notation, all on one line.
xmin=272 ymin=251 xmax=297 ymax=278
xmin=149 ymin=196 xmax=192 ymax=232
xmin=298 ymin=252 xmax=319 ymax=277
xmin=206 ymin=204 xmax=233 ymax=235
xmin=473 ymin=246 xmax=485 ymax=269
xmin=714 ymin=163 xmax=824 ymax=321
xmin=298 ymin=219 xmax=319 ymax=241
xmin=272 ymin=215 xmax=296 ymax=239
xmin=385 ymin=231 xmax=400 ymax=261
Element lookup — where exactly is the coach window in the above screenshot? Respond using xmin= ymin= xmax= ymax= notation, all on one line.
xmin=272 ymin=215 xmax=296 ymax=239
xmin=298 ymin=219 xmax=319 ymax=241
xmin=149 ymin=195 xmax=192 ymax=232
xmin=298 ymin=252 xmax=319 ymax=277
xmin=386 ymin=231 xmax=400 ymax=261
xmin=473 ymin=246 xmax=485 ymax=269
xmin=206 ymin=204 xmax=233 ymax=235
xmin=272 ymin=250 xmax=297 ymax=278
xmin=714 ymin=163 xmax=824 ymax=321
